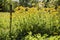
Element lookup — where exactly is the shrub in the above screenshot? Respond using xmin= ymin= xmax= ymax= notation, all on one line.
xmin=0 ymin=7 xmax=60 ymax=40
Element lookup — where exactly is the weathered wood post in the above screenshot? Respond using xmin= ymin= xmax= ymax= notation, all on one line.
xmin=9 ymin=0 xmax=19 ymax=40
xmin=9 ymin=0 xmax=12 ymax=40
xmin=10 ymin=4 xmax=12 ymax=40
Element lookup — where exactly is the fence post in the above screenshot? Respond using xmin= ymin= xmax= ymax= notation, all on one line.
xmin=10 ymin=4 xmax=12 ymax=40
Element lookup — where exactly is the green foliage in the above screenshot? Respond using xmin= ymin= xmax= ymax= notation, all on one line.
xmin=57 ymin=0 xmax=60 ymax=5
xmin=0 ymin=0 xmax=19 ymax=11
xmin=19 ymin=0 xmax=38 ymax=7
xmin=0 ymin=0 xmax=60 ymax=11
xmin=0 ymin=7 xmax=60 ymax=40
xmin=21 ymin=32 xmax=60 ymax=40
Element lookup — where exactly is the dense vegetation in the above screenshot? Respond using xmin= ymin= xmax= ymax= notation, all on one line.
xmin=0 ymin=0 xmax=60 ymax=11
xmin=0 ymin=6 xmax=60 ymax=40
xmin=0 ymin=0 xmax=60 ymax=40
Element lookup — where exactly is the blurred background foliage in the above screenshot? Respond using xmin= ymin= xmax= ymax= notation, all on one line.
xmin=0 ymin=0 xmax=60 ymax=11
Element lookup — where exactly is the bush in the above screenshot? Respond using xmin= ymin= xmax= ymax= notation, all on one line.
xmin=0 ymin=7 xmax=60 ymax=40
xmin=21 ymin=32 xmax=60 ymax=40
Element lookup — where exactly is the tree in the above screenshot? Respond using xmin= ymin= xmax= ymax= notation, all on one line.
xmin=57 ymin=0 xmax=60 ymax=6
xmin=0 ymin=0 xmax=19 ymax=12
xmin=0 ymin=0 xmax=4 ymax=11
xmin=19 ymin=0 xmax=39 ymax=7
xmin=19 ymin=0 xmax=30 ymax=7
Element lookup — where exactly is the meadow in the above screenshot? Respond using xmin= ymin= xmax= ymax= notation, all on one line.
xmin=0 ymin=6 xmax=60 ymax=40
